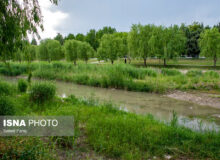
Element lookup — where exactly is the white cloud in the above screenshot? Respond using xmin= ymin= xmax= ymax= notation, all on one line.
xmin=38 ymin=0 xmax=68 ymax=39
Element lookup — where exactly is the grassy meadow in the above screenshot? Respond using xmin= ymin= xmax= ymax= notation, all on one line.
xmin=0 ymin=80 xmax=219 ymax=160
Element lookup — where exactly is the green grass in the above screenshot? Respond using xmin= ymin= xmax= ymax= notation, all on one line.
xmin=0 ymin=79 xmax=219 ymax=160
xmin=131 ymin=58 xmax=220 ymax=69
xmin=0 ymin=61 xmax=219 ymax=93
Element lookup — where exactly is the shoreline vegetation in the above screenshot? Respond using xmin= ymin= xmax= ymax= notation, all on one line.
xmin=0 ymin=61 xmax=219 ymax=94
xmin=0 ymin=80 xmax=219 ymax=160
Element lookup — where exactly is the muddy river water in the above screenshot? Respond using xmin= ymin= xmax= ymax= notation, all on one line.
xmin=2 ymin=76 xmax=220 ymax=131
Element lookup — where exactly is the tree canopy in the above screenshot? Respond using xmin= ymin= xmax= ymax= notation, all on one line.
xmin=0 ymin=0 xmax=58 ymax=62
xmin=199 ymin=28 xmax=220 ymax=67
xmin=64 ymin=40 xmax=79 ymax=65
xmin=38 ymin=39 xmax=63 ymax=62
xmin=98 ymin=34 xmax=123 ymax=64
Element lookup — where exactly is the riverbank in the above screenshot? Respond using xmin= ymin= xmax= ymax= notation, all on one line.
xmin=0 ymin=62 xmax=220 ymax=94
xmin=0 ymin=80 xmax=219 ymax=160
xmin=2 ymin=75 xmax=220 ymax=128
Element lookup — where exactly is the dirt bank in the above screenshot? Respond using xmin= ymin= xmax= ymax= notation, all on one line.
xmin=166 ymin=90 xmax=220 ymax=109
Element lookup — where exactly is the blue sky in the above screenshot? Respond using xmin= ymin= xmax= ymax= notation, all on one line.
xmin=39 ymin=0 xmax=220 ymax=39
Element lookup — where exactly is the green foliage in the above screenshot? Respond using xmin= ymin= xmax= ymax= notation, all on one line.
xmin=186 ymin=70 xmax=203 ymax=77
xmin=96 ymin=26 xmax=117 ymax=40
xmin=76 ymin=104 xmax=220 ymax=159
xmin=0 ymin=0 xmax=58 ymax=63
xmin=150 ymin=25 xmax=186 ymax=66
xmin=0 ymin=63 xmax=28 ymax=76
xmin=22 ymin=42 xmax=37 ymax=62
xmin=38 ymin=39 xmax=63 ymax=62
xmin=64 ymin=40 xmax=79 ymax=64
xmin=86 ymin=29 xmax=98 ymax=51
xmin=65 ymin=33 xmax=75 ymax=41
xmin=184 ymin=22 xmax=204 ymax=57
xmin=18 ymin=79 xmax=28 ymax=93
xmin=199 ymin=28 xmax=220 ymax=67
xmin=128 ymin=24 xmax=154 ymax=65
xmin=0 ymin=96 xmax=15 ymax=115
xmin=54 ymin=33 xmax=64 ymax=45
xmin=30 ymin=82 xmax=56 ymax=104
xmin=0 ymin=137 xmax=54 ymax=160
xmin=204 ymin=71 xmax=220 ymax=78
xmin=161 ymin=68 xmax=182 ymax=76
xmin=78 ymin=41 xmax=94 ymax=63
xmin=98 ymin=34 xmax=123 ymax=64
xmin=75 ymin=33 xmax=85 ymax=41
xmin=0 ymin=81 xmax=15 ymax=96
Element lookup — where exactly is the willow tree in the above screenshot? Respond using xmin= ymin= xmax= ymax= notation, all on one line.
xmin=38 ymin=39 xmax=63 ymax=62
xmin=128 ymin=24 xmax=154 ymax=66
xmin=199 ymin=28 xmax=220 ymax=67
xmin=149 ymin=25 xmax=186 ymax=66
xmin=97 ymin=34 xmax=123 ymax=64
xmin=0 ymin=0 xmax=58 ymax=63
xmin=114 ymin=32 xmax=128 ymax=63
xmin=64 ymin=40 xmax=79 ymax=65
xmin=78 ymin=42 xmax=95 ymax=63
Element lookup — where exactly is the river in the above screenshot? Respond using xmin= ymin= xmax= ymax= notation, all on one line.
xmin=1 ymin=76 xmax=220 ymax=132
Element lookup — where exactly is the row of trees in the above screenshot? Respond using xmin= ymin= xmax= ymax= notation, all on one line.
xmin=11 ymin=24 xmax=220 ymax=67
xmin=2 ymin=21 xmax=220 ymax=67
xmin=46 ymin=26 xmax=117 ymax=51
xmin=14 ymin=39 xmax=95 ymax=65
xmin=128 ymin=24 xmax=186 ymax=66
xmin=1 ymin=2 xmax=220 ymax=67
xmin=47 ymin=22 xmax=214 ymax=58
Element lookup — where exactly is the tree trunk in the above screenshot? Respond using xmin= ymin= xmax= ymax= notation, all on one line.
xmin=144 ymin=58 xmax=147 ymax=66
xmin=214 ymin=55 xmax=217 ymax=67
xmin=163 ymin=58 xmax=167 ymax=66
xmin=111 ymin=60 xmax=114 ymax=64
xmin=74 ymin=61 xmax=76 ymax=65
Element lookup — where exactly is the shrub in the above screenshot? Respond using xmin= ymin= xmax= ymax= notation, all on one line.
xmin=204 ymin=71 xmax=220 ymax=78
xmin=29 ymin=82 xmax=56 ymax=104
xmin=143 ymin=68 xmax=158 ymax=77
xmin=186 ymin=70 xmax=203 ymax=77
xmin=18 ymin=79 xmax=28 ymax=93
xmin=161 ymin=68 xmax=181 ymax=76
xmin=0 ymin=81 xmax=15 ymax=96
xmin=0 ymin=64 xmax=27 ymax=76
xmin=0 ymin=96 xmax=15 ymax=115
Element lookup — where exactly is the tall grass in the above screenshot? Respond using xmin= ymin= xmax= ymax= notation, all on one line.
xmin=49 ymin=95 xmax=220 ymax=160
xmin=0 ymin=62 xmax=219 ymax=93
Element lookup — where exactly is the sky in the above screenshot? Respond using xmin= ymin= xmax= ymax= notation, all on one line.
xmin=38 ymin=0 xmax=220 ymax=39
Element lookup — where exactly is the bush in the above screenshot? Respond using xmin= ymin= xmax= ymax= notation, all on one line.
xmin=18 ymin=79 xmax=28 ymax=93
xmin=0 ymin=96 xmax=15 ymax=115
xmin=0 ymin=64 xmax=27 ymax=76
xmin=161 ymin=68 xmax=181 ymax=76
xmin=204 ymin=71 xmax=220 ymax=78
xmin=0 ymin=81 xmax=15 ymax=96
xmin=29 ymin=82 xmax=56 ymax=104
xmin=186 ymin=70 xmax=203 ymax=77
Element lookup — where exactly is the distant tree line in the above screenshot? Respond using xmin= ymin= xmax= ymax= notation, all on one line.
xmin=4 ymin=23 xmax=220 ymax=67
